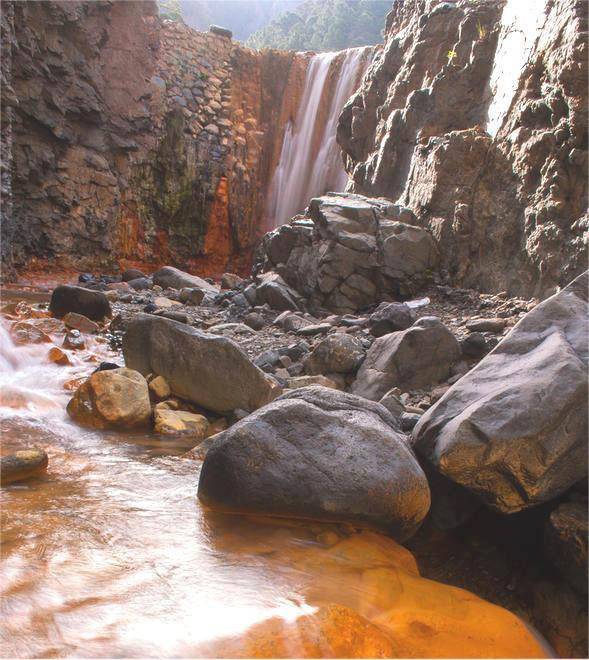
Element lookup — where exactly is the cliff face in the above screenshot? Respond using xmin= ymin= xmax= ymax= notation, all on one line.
xmin=5 ymin=0 xmax=160 ymax=276
xmin=2 ymin=1 xmax=311 ymax=278
xmin=338 ymin=0 xmax=588 ymax=298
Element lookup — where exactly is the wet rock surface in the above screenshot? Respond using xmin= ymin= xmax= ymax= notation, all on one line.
xmin=199 ymin=386 xmax=431 ymax=541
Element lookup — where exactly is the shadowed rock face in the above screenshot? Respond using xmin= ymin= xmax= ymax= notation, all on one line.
xmin=412 ymin=271 xmax=588 ymax=514
xmin=198 ymin=386 xmax=431 ymax=541
xmin=338 ymin=0 xmax=588 ymax=298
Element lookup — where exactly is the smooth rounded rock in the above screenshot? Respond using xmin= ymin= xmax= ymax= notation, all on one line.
xmin=1 ymin=448 xmax=48 ymax=485
xmin=50 ymin=285 xmax=111 ymax=321
xmin=198 ymin=386 xmax=430 ymax=541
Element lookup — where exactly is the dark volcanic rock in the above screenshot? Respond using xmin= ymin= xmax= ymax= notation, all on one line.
xmin=198 ymin=386 xmax=430 ymax=541
xmin=352 ymin=317 xmax=460 ymax=400
xmin=49 ymin=285 xmax=111 ymax=321
xmin=412 ymin=272 xmax=589 ymax=514
xmin=123 ymin=314 xmax=274 ymax=414
xmin=545 ymin=501 xmax=588 ymax=595
xmin=369 ymin=302 xmax=416 ymax=337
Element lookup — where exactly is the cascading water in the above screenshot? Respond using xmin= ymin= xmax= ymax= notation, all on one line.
xmin=266 ymin=47 xmax=373 ymax=228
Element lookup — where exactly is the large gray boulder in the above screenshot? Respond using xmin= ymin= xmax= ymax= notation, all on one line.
xmin=123 ymin=315 xmax=274 ymax=414
xmin=152 ymin=266 xmax=218 ymax=293
xmin=412 ymin=272 xmax=588 ymax=514
xmin=198 ymin=386 xmax=430 ymax=541
xmin=352 ymin=317 xmax=460 ymax=400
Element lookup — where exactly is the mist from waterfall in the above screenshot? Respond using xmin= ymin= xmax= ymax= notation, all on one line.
xmin=266 ymin=47 xmax=372 ymax=228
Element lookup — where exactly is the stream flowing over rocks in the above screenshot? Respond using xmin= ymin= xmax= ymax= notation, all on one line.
xmin=1 ymin=0 xmax=588 ymax=657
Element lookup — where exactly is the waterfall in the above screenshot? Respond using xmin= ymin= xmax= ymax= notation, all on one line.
xmin=486 ymin=0 xmax=548 ymax=137
xmin=266 ymin=47 xmax=372 ymax=228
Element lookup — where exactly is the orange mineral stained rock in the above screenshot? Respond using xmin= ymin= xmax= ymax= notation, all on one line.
xmin=199 ymin=525 xmax=547 ymax=659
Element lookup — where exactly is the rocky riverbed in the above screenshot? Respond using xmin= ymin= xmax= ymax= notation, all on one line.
xmin=1 ymin=252 xmax=587 ymax=657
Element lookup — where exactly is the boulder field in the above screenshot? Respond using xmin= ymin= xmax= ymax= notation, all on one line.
xmin=34 ymin=258 xmax=588 ymax=657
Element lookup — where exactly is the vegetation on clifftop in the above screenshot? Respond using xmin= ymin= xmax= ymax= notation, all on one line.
xmin=245 ymin=0 xmax=391 ymax=52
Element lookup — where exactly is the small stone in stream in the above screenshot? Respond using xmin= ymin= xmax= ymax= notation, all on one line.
xmin=221 ymin=273 xmax=244 ymax=289
xmin=50 ymin=285 xmax=111 ymax=321
xmin=369 ymin=302 xmax=416 ymax=337
xmin=179 ymin=287 xmax=205 ymax=306
xmin=63 ymin=330 xmax=85 ymax=350
xmin=78 ymin=273 xmax=94 ymax=283
xmin=94 ymin=362 xmax=121 ymax=372
xmin=12 ymin=322 xmax=52 ymax=345
xmin=149 ymin=375 xmax=171 ymax=400
xmin=544 ymin=501 xmax=588 ymax=595
xmin=154 ymin=409 xmax=209 ymax=438
xmin=286 ymin=375 xmax=340 ymax=390
xmin=106 ymin=282 xmax=129 ymax=291
xmin=401 ymin=412 xmax=421 ymax=432
xmin=298 ymin=323 xmax=332 ymax=336
xmin=48 ymin=346 xmax=70 ymax=366
xmin=122 ymin=268 xmax=147 ymax=282
xmin=127 ymin=277 xmax=151 ymax=291
xmin=304 ymin=334 xmax=365 ymax=375
xmin=1 ymin=448 xmax=49 ymax=485
xmin=143 ymin=303 xmax=157 ymax=313
xmin=465 ymin=317 xmax=507 ymax=333
xmin=118 ymin=293 xmax=134 ymax=303
xmin=63 ymin=312 xmax=99 ymax=334
xmin=161 ymin=311 xmax=189 ymax=324
xmin=67 ymin=368 xmax=152 ymax=430
xmin=461 ymin=332 xmax=488 ymax=358
xmin=379 ymin=389 xmax=404 ymax=419
xmin=243 ymin=312 xmax=265 ymax=330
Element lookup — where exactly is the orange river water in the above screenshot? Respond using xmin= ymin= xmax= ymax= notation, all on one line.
xmin=0 ymin=300 xmax=551 ymax=658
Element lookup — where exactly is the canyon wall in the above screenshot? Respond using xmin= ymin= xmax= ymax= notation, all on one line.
xmin=338 ymin=0 xmax=588 ymax=298
xmin=2 ymin=0 xmax=370 ymax=280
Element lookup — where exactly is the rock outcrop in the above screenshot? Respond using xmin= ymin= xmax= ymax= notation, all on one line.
xmin=198 ymin=386 xmax=431 ymax=541
xmin=255 ymin=193 xmax=439 ymax=313
xmin=338 ymin=0 xmax=588 ymax=298
xmin=412 ymin=271 xmax=588 ymax=514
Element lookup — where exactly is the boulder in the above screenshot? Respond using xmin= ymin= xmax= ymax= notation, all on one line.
xmin=63 ymin=312 xmax=99 ymax=334
xmin=545 ymin=501 xmax=588 ymax=595
xmin=49 ymin=285 xmax=111 ymax=321
xmin=67 ymin=368 xmax=151 ymax=430
xmin=152 ymin=266 xmax=218 ymax=293
xmin=255 ymin=272 xmax=301 ymax=311
xmin=242 ymin=312 xmax=265 ymax=330
xmin=127 ymin=277 xmax=151 ymax=291
xmin=304 ymin=334 xmax=365 ymax=375
xmin=154 ymin=409 xmax=209 ymax=438
xmin=412 ymin=272 xmax=589 ymax=514
xmin=220 ymin=273 xmax=244 ymax=289
xmin=123 ymin=314 xmax=275 ymax=414
xmin=179 ymin=287 xmax=206 ymax=305
xmin=122 ymin=268 xmax=147 ymax=282
xmin=1 ymin=448 xmax=48 ymax=485
xmin=368 ymin=302 xmax=416 ymax=337
xmin=148 ymin=375 xmax=171 ymax=399
xmin=352 ymin=317 xmax=460 ymax=400
xmin=198 ymin=386 xmax=431 ymax=541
